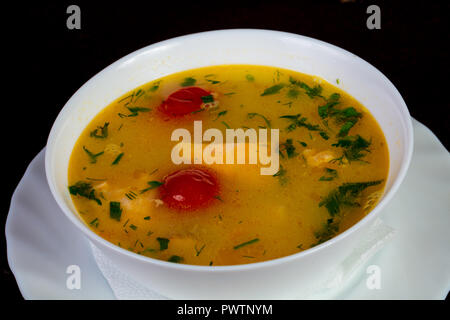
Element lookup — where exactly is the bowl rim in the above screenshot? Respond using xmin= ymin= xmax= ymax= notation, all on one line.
xmin=45 ymin=28 xmax=414 ymax=272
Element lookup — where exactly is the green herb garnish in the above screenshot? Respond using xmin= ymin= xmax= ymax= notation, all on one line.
xmin=279 ymin=139 xmax=298 ymax=158
xmin=247 ymin=112 xmax=271 ymax=128
xmin=233 ymin=238 xmax=259 ymax=250
xmin=319 ymin=180 xmax=383 ymax=216
xmin=195 ymin=244 xmax=206 ymax=256
xmin=157 ymin=237 xmax=170 ymax=251
xmin=261 ymin=84 xmax=285 ymax=96
xmin=168 ymin=255 xmax=184 ymax=263
xmin=140 ymin=181 xmax=164 ymax=194
xmin=273 ymin=165 xmax=288 ymax=186
xmin=125 ymin=191 xmax=137 ymax=200
xmin=181 ymin=77 xmax=196 ymax=87
xmin=213 ymin=110 xmax=227 ymax=121
xmin=287 ymin=88 xmax=300 ymax=99
xmin=319 ymin=168 xmax=338 ymax=181
xmin=83 ymin=146 xmax=104 ymax=164
xmin=111 ymin=152 xmax=124 ymax=165
xmin=279 ymin=114 xmax=320 ymax=132
xmin=246 ymin=74 xmax=255 ymax=82
xmin=314 ymin=218 xmax=340 ymax=245
xmin=318 ymin=94 xmax=362 ymax=137
xmin=89 ymin=122 xmax=109 ymax=139
xmin=110 ymin=201 xmax=122 ymax=221
xmin=127 ymin=107 xmax=151 ymax=116
xmin=319 ymin=131 xmax=330 ymax=140
xmin=204 ymin=75 xmax=220 ymax=84
xmin=289 ymin=76 xmax=323 ymax=99
xmin=69 ymin=181 xmax=102 ymax=205
xmin=148 ymin=81 xmax=160 ymax=92
xmin=221 ymin=121 xmax=231 ymax=129
xmin=331 ymin=135 xmax=371 ymax=163
xmin=201 ymin=95 xmax=214 ymax=103
xmin=338 ymin=120 xmax=356 ymax=137
xmin=89 ymin=218 xmax=99 ymax=228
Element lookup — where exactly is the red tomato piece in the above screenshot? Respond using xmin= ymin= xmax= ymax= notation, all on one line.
xmin=160 ymin=87 xmax=211 ymax=117
xmin=159 ymin=168 xmax=219 ymax=210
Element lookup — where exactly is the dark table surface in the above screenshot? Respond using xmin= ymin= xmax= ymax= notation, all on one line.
xmin=2 ymin=0 xmax=448 ymax=300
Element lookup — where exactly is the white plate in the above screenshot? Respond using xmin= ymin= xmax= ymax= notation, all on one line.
xmin=5 ymin=119 xmax=450 ymax=300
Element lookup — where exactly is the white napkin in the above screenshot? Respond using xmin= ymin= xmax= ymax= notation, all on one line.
xmin=90 ymin=218 xmax=394 ymax=300
xmin=90 ymin=244 xmax=168 ymax=300
xmin=308 ymin=217 xmax=395 ymax=298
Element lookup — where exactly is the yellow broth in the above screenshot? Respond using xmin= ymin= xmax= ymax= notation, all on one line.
xmin=68 ymin=65 xmax=389 ymax=266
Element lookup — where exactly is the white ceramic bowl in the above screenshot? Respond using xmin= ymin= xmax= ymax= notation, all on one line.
xmin=45 ymin=29 xmax=413 ymax=299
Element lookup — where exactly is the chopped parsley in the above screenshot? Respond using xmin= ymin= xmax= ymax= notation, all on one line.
xmin=247 ymin=112 xmax=271 ymax=128
xmin=82 ymin=146 xmax=104 ymax=164
xmin=279 ymin=114 xmax=320 ymax=132
xmin=279 ymin=139 xmax=298 ymax=158
xmin=233 ymin=238 xmax=260 ymax=250
xmin=140 ymin=181 xmax=164 ymax=194
xmin=69 ymin=181 xmax=102 ymax=205
xmin=127 ymin=107 xmax=151 ymax=117
xmin=338 ymin=120 xmax=357 ymax=137
xmin=89 ymin=217 xmax=99 ymax=228
xmin=318 ymin=93 xmax=362 ymax=137
xmin=221 ymin=121 xmax=231 ymax=129
xmin=246 ymin=74 xmax=255 ymax=82
xmin=195 ymin=244 xmax=206 ymax=256
xmin=261 ymin=84 xmax=285 ymax=96
xmin=331 ymin=135 xmax=372 ymax=163
xmin=205 ymin=75 xmax=221 ymax=84
xmin=129 ymin=224 xmax=138 ymax=231
xmin=181 ymin=77 xmax=196 ymax=87
xmin=314 ymin=218 xmax=340 ymax=245
xmin=157 ymin=237 xmax=170 ymax=251
xmin=213 ymin=110 xmax=227 ymax=121
xmin=287 ymin=88 xmax=300 ymax=99
xmin=168 ymin=255 xmax=184 ymax=263
xmin=319 ymin=168 xmax=338 ymax=181
xmin=111 ymin=152 xmax=124 ymax=165
xmin=319 ymin=180 xmax=383 ymax=216
xmin=201 ymin=95 xmax=214 ymax=103
xmin=109 ymin=201 xmax=122 ymax=221
xmin=289 ymin=76 xmax=323 ymax=99
xmin=273 ymin=165 xmax=288 ymax=186
xmin=89 ymin=122 xmax=109 ymax=139
xmin=125 ymin=191 xmax=137 ymax=200
xmin=148 ymin=81 xmax=160 ymax=92
xmin=118 ymin=107 xmax=151 ymax=118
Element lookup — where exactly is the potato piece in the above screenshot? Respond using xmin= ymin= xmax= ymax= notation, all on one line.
xmin=303 ymin=149 xmax=336 ymax=167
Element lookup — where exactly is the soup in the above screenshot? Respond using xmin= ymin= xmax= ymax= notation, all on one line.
xmin=68 ymin=65 xmax=389 ymax=266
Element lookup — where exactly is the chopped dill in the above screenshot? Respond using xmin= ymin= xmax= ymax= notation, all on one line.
xmin=82 ymin=146 xmax=104 ymax=164
xmin=233 ymin=238 xmax=259 ymax=250
xmin=247 ymin=112 xmax=271 ymax=128
xmin=111 ymin=152 xmax=124 ymax=165
xmin=89 ymin=122 xmax=109 ymax=139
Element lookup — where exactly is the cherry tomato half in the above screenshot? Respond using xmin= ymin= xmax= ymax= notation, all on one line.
xmin=159 ymin=168 xmax=219 ymax=211
xmin=159 ymin=87 xmax=211 ymax=117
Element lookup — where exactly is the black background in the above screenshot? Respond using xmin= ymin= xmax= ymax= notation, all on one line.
xmin=2 ymin=0 xmax=449 ymax=300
